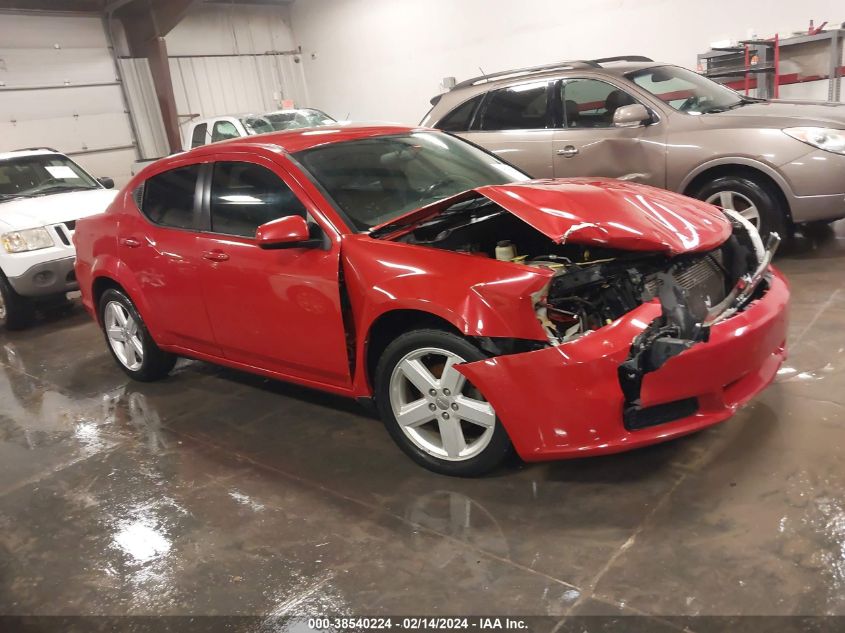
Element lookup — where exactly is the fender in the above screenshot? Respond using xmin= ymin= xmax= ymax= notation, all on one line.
xmin=678 ymin=155 xmax=795 ymax=200
xmin=341 ymin=235 xmax=551 ymax=397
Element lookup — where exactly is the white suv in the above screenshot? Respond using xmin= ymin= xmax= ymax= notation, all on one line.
xmin=0 ymin=149 xmax=117 ymax=329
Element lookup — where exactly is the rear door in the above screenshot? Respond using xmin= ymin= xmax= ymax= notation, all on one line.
xmin=118 ymin=159 xmax=220 ymax=355
xmin=552 ymin=78 xmax=666 ymax=186
xmin=459 ymin=80 xmax=556 ymax=178
xmin=194 ymin=152 xmax=352 ymax=389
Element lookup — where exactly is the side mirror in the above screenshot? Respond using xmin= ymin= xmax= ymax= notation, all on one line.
xmin=256 ymin=215 xmax=318 ymax=249
xmin=613 ymin=104 xmax=651 ymax=128
xmin=97 ymin=177 xmax=115 ymax=189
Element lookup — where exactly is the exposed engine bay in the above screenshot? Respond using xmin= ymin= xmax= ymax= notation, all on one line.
xmin=394 ymin=197 xmax=773 ymax=343
xmin=391 ymin=196 xmax=779 ymax=428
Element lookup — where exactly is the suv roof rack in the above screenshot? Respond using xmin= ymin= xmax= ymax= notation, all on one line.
xmin=430 ymin=55 xmax=656 ymax=105
xmin=451 ymin=60 xmax=595 ymax=91
xmin=12 ymin=146 xmax=59 ymax=153
xmin=589 ymin=55 xmax=654 ymax=65
xmin=450 ymin=55 xmax=654 ymax=91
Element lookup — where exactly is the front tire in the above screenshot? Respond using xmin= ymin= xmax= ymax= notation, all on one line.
xmin=375 ymin=329 xmax=512 ymax=477
xmin=694 ymin=174 xmax=789 ymax=241
xmin=98 ymin=288 xmax=176 ymax=381
xmin=0 ymin=273 xmax=35 ymax=331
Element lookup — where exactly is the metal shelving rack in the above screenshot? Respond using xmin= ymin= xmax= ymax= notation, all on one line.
xmin=697 ymin=28 xmax=844 ymax=102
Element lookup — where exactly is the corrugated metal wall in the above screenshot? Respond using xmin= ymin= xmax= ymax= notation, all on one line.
xmin=120 ymin=52 xmax=309 ymax=158
xmin=0 ymin=14 xmax=138 ymax=185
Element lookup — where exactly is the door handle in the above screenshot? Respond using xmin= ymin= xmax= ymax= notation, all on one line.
xmin=118 ymin=237 xmax=141 ymax=248
xmin=202 ymin=250 xmax=230 ymax=262
xmin=556 ymin=145 xmax=579 ymax=158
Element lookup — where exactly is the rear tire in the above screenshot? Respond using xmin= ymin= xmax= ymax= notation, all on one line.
xmin=375 ymin=328 xmax=512 ymax=477
xmin=98 ymin=288 xmax=176 ymax=382
xmin=0 ymin=273 xmax=35 ymax=331
xmin=694 ymin=174 xmax=789 ymax=241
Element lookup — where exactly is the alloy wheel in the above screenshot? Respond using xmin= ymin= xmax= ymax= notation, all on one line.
xmin=705 ymin=190 xmax=761 ymax=228
xmin=104 ymin=301 xmax=144 ymax=371
xmin=388 ymin=347 xmax=496 ymax=461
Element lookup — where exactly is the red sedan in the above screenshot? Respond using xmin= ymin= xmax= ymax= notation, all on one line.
xmin=74 ymin=125 xmax=788 ymax=476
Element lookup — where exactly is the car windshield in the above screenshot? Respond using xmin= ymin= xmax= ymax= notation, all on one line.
xmin=241 ymin=109 xmax=336 ymax=135
xmin=0 ymin=153 xmax=98 ymax=201
xmin=626 ymin=65 xmax=747 ymax=114
xmin=293 ymin=131 xmax=529 ymax=231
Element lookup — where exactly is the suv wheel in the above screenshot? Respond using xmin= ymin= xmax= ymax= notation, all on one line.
xmin=98 ymin=288 xmax=176 ymax=381
xmin=694 ymin=174 xmax=788 ymax=240
xmin=375 ymin=329 xmax=512 ymax=477
xmin=0 ymin=273 xmax=35 ymax=331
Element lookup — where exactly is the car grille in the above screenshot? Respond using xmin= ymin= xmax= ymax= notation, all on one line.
xmin=645 ymin=251 xmax=728 ymax=318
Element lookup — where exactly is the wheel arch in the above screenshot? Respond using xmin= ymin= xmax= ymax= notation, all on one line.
xmin=363 ymin=308 xmax=463 ymax=395
xmin=681 ymin=159 xmax=793 ymax=222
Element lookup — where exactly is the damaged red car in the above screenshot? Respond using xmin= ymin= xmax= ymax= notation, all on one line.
xmin=74 ymin=125 xmax=789 ymax=476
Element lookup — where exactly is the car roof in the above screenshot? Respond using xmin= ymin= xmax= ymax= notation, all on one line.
xmin=0 ymin=148 xmax=61 ymax=161
xmin=175 ymin=123 xmax=419 ymax=157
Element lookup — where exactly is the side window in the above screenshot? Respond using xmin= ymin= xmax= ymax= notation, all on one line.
xmin=141 ymin=165 xmax=199 ymax=229
xmin=211 ymin=120 xmax=240 ymax=143
xmin=210 ymin=161 xmax=308 ymax=238
xmin=436 ymin=94 xmax=483 ymax=132
xmin=562 ymin=79 xmax=636 ymax=128
xmin=190 ymin=123 xmax=207 ymax=148
xmin=478 ymin=81 xmax=550 ymax=131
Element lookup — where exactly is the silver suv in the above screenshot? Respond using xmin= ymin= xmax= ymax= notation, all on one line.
xmin=422 ymin=56 xmax=845 ymax=238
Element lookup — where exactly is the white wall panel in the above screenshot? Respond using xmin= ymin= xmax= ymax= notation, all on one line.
xmin=119 ymin=58 xmax=169 ymax=159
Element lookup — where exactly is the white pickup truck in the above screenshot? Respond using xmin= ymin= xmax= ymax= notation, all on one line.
xmin=131 ymin=108 xmax=337 ymax=175
xmin=0 ymin=149 xmax=117 ymax=329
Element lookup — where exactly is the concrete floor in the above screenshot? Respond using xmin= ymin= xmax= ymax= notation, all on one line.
xmin=0 ymin=222 xmax=844 ymax=626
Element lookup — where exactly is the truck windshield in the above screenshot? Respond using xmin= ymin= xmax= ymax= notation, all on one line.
xmin=293 ymin=131 xmax=528 ymax=231
xmin=0 ymin=154 xmax=98 ymax=200
xmin=626 ymin=65 xmax=747 ymax=114
xmin=241 ymin=109 xmax=336 ymax=134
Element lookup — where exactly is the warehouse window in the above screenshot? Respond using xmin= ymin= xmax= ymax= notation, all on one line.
xmin=210 ymin=162 xmax=307 ymax=238
xmin=190 ymin=124 xmax=208 ymax=148
xmin=436 ymin=95 xmax=483 ymax=131
xmin=211 ymin=120 xmax=240 ymax=143
xmin=478 ymin=82 xmax=550 ymax=131
xmin=142 ymin=165 xmax=199 ymax=230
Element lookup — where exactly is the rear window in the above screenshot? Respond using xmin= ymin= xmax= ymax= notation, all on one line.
xmin=435 ymin=94 xmax=483 ymax=131
xmin=211 ymin=120 xmax=240 ymax=143
xmin=142 ymin=165 xmax=199 ymax=229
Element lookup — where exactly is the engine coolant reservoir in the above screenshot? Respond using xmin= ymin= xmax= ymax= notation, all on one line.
xmin=495 ymin=240 xmax=516 ymax=261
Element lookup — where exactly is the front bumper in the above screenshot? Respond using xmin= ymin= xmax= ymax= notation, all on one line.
xmin=6 ymin=256 xmax=78 ymax=297
xmin=456 ymin=268 xmax=789 ymax=461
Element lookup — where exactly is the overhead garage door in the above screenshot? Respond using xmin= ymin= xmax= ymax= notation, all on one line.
xmin=0 ymin=13 xmax=138 ymax=186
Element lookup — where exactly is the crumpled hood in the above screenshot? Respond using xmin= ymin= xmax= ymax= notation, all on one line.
xmin=474 ymin=178 xmax=731 ymax=254
xmin=0 ymin=188 xmax=117 ymax=231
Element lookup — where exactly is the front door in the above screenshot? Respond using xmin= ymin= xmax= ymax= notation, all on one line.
xmin=460 ymin=79 xmax=556 ymax=178
xmin=195 ymin=154 xmax=351 ymax=390
xmin=118 ymin=160 xmax=219 ymax=355
xmin=552 ymin=78 xmax=666 ymax=186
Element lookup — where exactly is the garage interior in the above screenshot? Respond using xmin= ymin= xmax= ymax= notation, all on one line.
xmin=1 ymin=0 xmax=845 ymax=630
